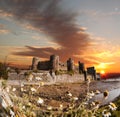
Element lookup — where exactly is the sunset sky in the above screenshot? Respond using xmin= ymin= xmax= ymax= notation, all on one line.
xmin=0 ymin=0 xmax=120 ymax=73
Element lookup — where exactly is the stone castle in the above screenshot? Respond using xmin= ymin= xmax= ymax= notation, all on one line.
xmin=31 ymin=55 xmax=85 ymax=73
xmin=31 ymin=55 xmax=60 ymax=71
xmin=31 ymin=55 xmax=97 ymax=80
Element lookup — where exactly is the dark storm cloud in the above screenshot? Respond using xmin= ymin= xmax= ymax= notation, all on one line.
xmin=0 ymin=0 xmax=92 ymax=62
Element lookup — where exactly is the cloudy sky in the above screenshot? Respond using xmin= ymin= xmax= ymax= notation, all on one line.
xmin=0 ymin=0 xmax=120 ymax=73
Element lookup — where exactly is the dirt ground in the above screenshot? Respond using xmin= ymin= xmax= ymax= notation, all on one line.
xmin=39 ymin=80 xmax=120 ymax=106
xmin=11 ymin=80 xmax=120 ymax=109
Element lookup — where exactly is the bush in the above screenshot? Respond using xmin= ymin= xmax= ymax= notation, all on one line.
xmin=55 ymin=70 xmax=62 ymax=75
xmin=24 ymin=72 xmax=30 ymax=77
xmin=15 ymin=68 xmax=21 ymax=75
xmin=0 ymin=62 xmax=8 ymax=80
xmin=67 ymin=70 xmax=74 ymax=76
xmin=33 ymin=69 xmax=39 ymax=73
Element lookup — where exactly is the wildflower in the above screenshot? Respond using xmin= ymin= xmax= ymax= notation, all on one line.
xmin=21 ymin=88 xmax=26 ymax=92
xmin=15 ymin=114 xmax=19 ymax=117
xmin=73 ymin=97 xmax=78 ymax=101
xmin=22 ymin=106 xmax=26 ymax=109
xmin=83 ymin=102 xmax=88 ymax=105
xmin=28 ymin=74 xmax=33 ymax=81
xmin=91 ymin=101 xmax=100 ymax=109
xmin=109 ymin=102 xmax=117 ymax=111
xmin=30 ymin=112 xmax=36 ymax=117
xmin=37 ymin=97 xmax=44 ymax=105
xmin=103 ymin=90 xmax=109 ymax=99
xmin=47 ymin=106 xmax=52 ymax=110
xmin=21 ymin=88 xmax=24 ymax=92
xmin=91 ymin=101 xmax=95 ymax=106
xmin=35 ymin=77 xmax=42 ymax=81
xmin=37 ymin=82 xmax=44 ymax=89
xmin=6 ymin=87 xmax=9 ymax=92
xmin=59 ymin=104 xmax=63 ymax=110
xmin=20 ymin=83 xmax=24 ymax=87
xmin=12 ymin=88 xmax=16 ymax=92
xmin=95 ymin=90 xmax=100 ymax=94
xmin=10 ymin=109 xmax=15 ymax=117
xmin=28 ymin=102 xmax=32 ymax=106
xmin=66 ymin=91 xmax=72 ymax=97
xmin=68 ymin=104 xmax=74 ymax=109
xmin=87 ymin=93 xmax=93 ymax=99
xmin=90 ymin=91 xmax=95 ymax=96
xmin=31 ymin=87 xmax=36 ymax=92
xmin=95 ymin=101 xmax=100 ymax=105
xmin=40 ymin=82 xmax=44 ymax=86
xmin=93 ymin=104 xmax=99 ymax=110
xmin=102 ymin=110 xmax=111 ymax=117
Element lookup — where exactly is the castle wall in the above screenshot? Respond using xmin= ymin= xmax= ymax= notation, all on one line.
xmin=31 ymin=57 xmax=39 ymax=70
xmin=37 ymin=61 xmax=50 ymax=70
xmin=32 ymin=55 xmax=60 ymax=71
xmin=50 ymin=55 xmax=59 ymax=71
xmin=67 ymin=58 xmax=74 ymax=71
xmin=78 ymin=61 xmax=85 ymax=74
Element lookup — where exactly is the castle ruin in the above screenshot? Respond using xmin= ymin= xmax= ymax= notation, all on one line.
xmin=31 ymin=55 xmax=97 ymax=80
xmin=31 ymin=57 xmax=40 ymax=70
xmin=67 ymin=58 xmax=74 ymax=71
xmin=78 ymin=61 xmax=85 ymax=74
xmin=32 ymin=55 xmax=59 ymax=71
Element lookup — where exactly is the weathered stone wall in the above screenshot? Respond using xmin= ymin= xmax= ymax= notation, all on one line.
xmin=50 ymin=55 xmax=59 ymax=71
xmin=8 ymin=71 xmax=85 ymax=84
xmin=87 ymin=66 xmax=96 ymax=80
xmin=36 ymin=55 xmax=60 ymax=71
xmin=67 ymin=58 xmax=74 ymax=71
xmin=31 ymin=57 xmax=40 ymax=70
xmin=37 ymin=61 xmax=50 ymax=70
xmin=54 ymin=74 xmax=84 ymax=83
xmin=78 ymin=61 xmax=85 ymax=74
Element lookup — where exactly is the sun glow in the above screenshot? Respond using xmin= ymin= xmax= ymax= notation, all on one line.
xmin=98 ymin=63 xmax=106 ymax=69
xmin=100 ymin=70 xmax=105 ymax=75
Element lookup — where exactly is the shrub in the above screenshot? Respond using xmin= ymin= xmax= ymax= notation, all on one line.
xmin=33 ymin=69 xmax=39 ymax=73
xmin=15 ymin=68 xmax=21 ymax=75
xmin=55 ymin=70 xmax=62 ymax=75
xmin=24 ymin=71 xmax=31 ymax=76
xmin=67 ymin=70 xmax=74 ymax=76
xmin=0 ymin=62 xmax=8 ymax=80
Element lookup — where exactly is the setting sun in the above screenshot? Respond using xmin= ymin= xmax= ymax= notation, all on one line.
xmin=100 ymin=70 xmax=105 ymax=75
xmin=98 ymin=63 xmax=106 ymax=69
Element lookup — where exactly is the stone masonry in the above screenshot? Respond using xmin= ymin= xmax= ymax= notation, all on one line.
xmin=32 ymin=55 xmax=59 ymax=71
xmin=67 ymin=58 xmax=74 ymax=71
xmin=31 ymin=57 xmax=40 ymax=70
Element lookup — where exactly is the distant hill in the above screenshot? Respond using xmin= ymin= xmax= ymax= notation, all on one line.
xmin=101 ymin=73 xmax=120 ymax=79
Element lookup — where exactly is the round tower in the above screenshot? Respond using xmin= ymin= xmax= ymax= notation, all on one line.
xmin=50 ymin=55 xmax=59 ymax=71
xmin=31 ymin=57 xmax=39 ymax=70
xmin=67 ymin=58 xmax=74 ymax=71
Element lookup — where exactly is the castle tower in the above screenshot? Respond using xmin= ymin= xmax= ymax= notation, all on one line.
xmin=67 ymin=58 xmax=74 ymax=71
xmin=31 ymin=57 xmax=39 ymax=70
xmin=50 ymin=55 xmax=59 ymax=71
xmin=78 ymin=61 xmax=85 ymax=74
xmin=87 ymin=66 xmax=96 ymax=80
